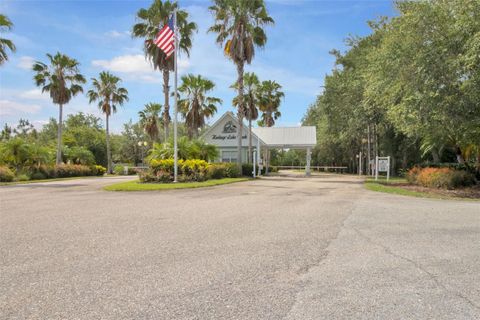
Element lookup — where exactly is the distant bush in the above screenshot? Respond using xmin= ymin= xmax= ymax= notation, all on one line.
xmin=31 ymin=172 xmax=47 ymax=180
xmin=30 ymin=165 xmax=55 ymax=179
xmin=16 ymin=174 xmax=30 ymax=181
xmin=224 ymin=163 xmax=240 ymax=178
xmin=92 ymin=165 xmax=107 ymax=176
xmin=143 ymin=159 xmax=209 ymax=183
xmin=407 ymin=166 xmax=476 ymax=189
xmin=114 ymin=164 xmax=137 ymax=175
xmin=54 ymin=164 xmax=94 ymax=178
xmin=208 ymin=163 xmax=227 ymax=179
xmin=242 ymin=163 xmax=254 ymax=176
xmin=0 ymin=166 xmax=15 ymax=182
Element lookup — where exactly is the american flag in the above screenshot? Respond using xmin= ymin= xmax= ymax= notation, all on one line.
xmin=154 ymin=16 xmax=175 ymax=58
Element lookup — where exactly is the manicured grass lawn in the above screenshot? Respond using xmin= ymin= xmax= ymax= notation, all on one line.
xmin=104 ymin=177 xmax=250 ymax=191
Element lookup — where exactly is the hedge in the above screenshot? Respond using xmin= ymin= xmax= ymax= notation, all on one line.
xmin=407 ymin=166 xmax=476 ymax=189
xmin=0 ymin=166 xmax=15 ymax=182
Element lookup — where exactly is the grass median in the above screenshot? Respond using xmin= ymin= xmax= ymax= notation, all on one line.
xmin=104 ymin=177 xmax=250 ymax=191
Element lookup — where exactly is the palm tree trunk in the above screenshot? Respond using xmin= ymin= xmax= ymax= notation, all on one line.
xmin=106 ymin=114 xmax=112 ymax=174
xmin=56 ymin=104 xmax=63 ymax=165
xmin=236 ymin=61 xmax=245 ymax=168
xmin=248 ymin=119 xmax=252 ymax=164
xmin=162 ymin=69 xmax=170 ymax=140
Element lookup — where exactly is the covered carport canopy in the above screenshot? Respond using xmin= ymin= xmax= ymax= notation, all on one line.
xmin=252 ymin=126 xmax=317 ymax=175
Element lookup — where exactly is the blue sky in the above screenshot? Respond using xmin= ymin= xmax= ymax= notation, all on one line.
xmin=0 ymin=0 xmax=395 ymax=133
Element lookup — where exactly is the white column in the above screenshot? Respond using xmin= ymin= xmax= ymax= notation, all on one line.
xmin=306 ymin=147 xmax=312 ymax=176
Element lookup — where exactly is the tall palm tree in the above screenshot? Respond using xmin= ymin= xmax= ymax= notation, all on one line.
xmin=87 ymin=71 xmax=128 ymax=174
xmin=139 ymin=102 xmax=162 ymax=142
xmin=132 ymin=0 xmax=197 ymax=140
xmin=209 ymin=0 xmax=274 ymax=167
xmin=232 ymin=72 xmax=259 ymax=163
xmin=178 ymin=74 xmax=221 ymax=139
xmin=32 ymin=52 xmax=86 ymax=164
xmin=258 ymin=80 xmax=283 ymax=173
xmin=0 ymin=14 xmax=15 ymax=65
xmin=258 ymin=80 xmax=284 ymax=127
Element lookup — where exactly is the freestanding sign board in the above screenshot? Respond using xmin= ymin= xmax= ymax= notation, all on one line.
xmin=375 ymin=156 xmax=390 ymax=181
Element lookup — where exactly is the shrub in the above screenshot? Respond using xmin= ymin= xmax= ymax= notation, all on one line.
xmin=408 ymin=167 xmax=476 ymax=189
xmin=92 ymin=165 xmax=106 ymax=176
xmin=242 ymin=163 xmax=254 ymax=176
xmin=406 ymin=166 xmax=422 ymax=184
xmin=113 ymin=164 xmax=137 ymax=175
xmin=54 ymin=164 xmax=93 ymax=178
xmin=31 ymin=165 xmax=55 ymax=179
xmin=224 ymin=163 xmax=240 ymax=178
xmin=208 ymin=163 xmax=227 ymax=179
xmin=16 ymin=174 xmax=30 ymax=181
xmin=0 ymin=166 xmax=15 ymax=182
xmin=142 ymin=159 xmax=209 ymax=183
xmin=31 ymin=172 xmax=47 ymax=180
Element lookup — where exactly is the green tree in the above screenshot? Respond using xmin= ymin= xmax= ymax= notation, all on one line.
xmin=0 ymin=124 xmax=12 ymax=141
xmin=257 ymin=80 xmax=284 ymax=127
xmin=209 ymin=0 xmax=274 ymax=166
xmin=147 ymin=137 xmax=218 ymax=162
xmin=132 ymin=0 xmax=197 ymax=140
xmin=178 ymin=74 xmax=221 ymax=139
xmin=32 ymin=52 xmax=86 ymax=164
xmin=87 ymin=71 xmax=129 ymax=173
xmin=139 ymin=102 xmax=162 ymax=142
xmin=0 ymin=14 xmax=15 ymax=65
xmin=232 ymin=72 xmax=259 ymax=163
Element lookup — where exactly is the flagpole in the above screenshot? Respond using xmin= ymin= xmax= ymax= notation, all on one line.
xmin=173 ymin=8 xmax=178 ymax=183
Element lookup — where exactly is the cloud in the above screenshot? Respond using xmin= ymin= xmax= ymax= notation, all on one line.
xmin=104 ymin=30 xmax=130 ymax=39
xmin=91 ymin=54 xmax=189 ymax=83
xmin=0 ymin=100 xmax=42 ymax=116
xmin=18 ymin=88 xmax=50 ymax=101
xmin=17 ymin=56 xmax=35 ymax=70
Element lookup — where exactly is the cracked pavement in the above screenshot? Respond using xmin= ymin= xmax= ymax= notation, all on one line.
xmin=1 ymin=173 xmax=479 ymax=319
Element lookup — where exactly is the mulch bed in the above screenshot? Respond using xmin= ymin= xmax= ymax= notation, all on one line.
xmin=386 ymin=183 xmax=480 ymax=199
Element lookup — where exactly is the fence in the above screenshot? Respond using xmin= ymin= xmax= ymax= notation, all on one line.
xmin=276 ymin=165 xmax=348 ymax=173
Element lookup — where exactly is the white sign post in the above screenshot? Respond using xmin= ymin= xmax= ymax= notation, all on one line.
xmin=375 ymin=156 xmax=390 ymax=181
xmin=252 ymin=150 xmax=257 ymax=178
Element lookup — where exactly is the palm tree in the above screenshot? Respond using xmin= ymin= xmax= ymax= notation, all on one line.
xmin=258 ymin=80 xmax=283 ymax=173
xmin=139 ymin=102 xmax=162 ymax=142
xmin=232 ymin=72 xmax=259 ymax=163
xmin=87 ymin=71 xmax=129 ymax=174
xmin=258 ymin=80 xmax=284 ymax=127
xmin=0 ymin=14 xmax=15 ymax=65
xmin=32 ymin=52 xmax=86 ymax=164
xmin=209 ymin=0 xmax=274 ymax=167
xmin=178 ymin=74 xmax=221 ymax=139
xmin=132 ymin=0 xmax=197 ymax=140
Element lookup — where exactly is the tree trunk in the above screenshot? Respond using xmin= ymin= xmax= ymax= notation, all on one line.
xmin=455 ymin=146 xmax=465 ymax=164
xmin=236 ymin=61 xmax=245 ymax=169
xmin=431 ymin=149 xmax=440 ymax=163
xmin=248 ymin=119 xmax=252 ymax=164
xmin=367 ymin=124 xmax=371 ymax=175
xmin=56 ymin=104 xmax=63 ymax=165
xmin=162 ymin=69 xmax=170 ymax=140
xmin=106 ymin=114 xmax=112 ymax=174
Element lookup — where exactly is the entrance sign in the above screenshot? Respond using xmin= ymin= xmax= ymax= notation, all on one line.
xmin=375 ymin=156 xmax=390 ymax=181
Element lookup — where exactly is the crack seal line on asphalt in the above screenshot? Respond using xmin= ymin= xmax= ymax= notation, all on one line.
xmin=351 ymin=226 xmax=480 ymax=312
xmin=283 ymin=192 xmax=365 ymax=319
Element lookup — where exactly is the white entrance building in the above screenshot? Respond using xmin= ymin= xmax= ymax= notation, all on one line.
xmin=203 ymin=112 xmax=317 ymax=175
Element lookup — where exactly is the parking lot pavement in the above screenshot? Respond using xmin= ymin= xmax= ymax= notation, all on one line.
xmin=1 ymin=174 xmax=479 ymax=319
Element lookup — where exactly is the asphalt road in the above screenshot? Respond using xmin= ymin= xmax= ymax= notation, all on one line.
xmin=0 ymin=174 xmax=479 ymax=319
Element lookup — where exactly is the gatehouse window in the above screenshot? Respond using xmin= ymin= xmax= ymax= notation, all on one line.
xmin=222 ymin=151 xmax=237 ymax=163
